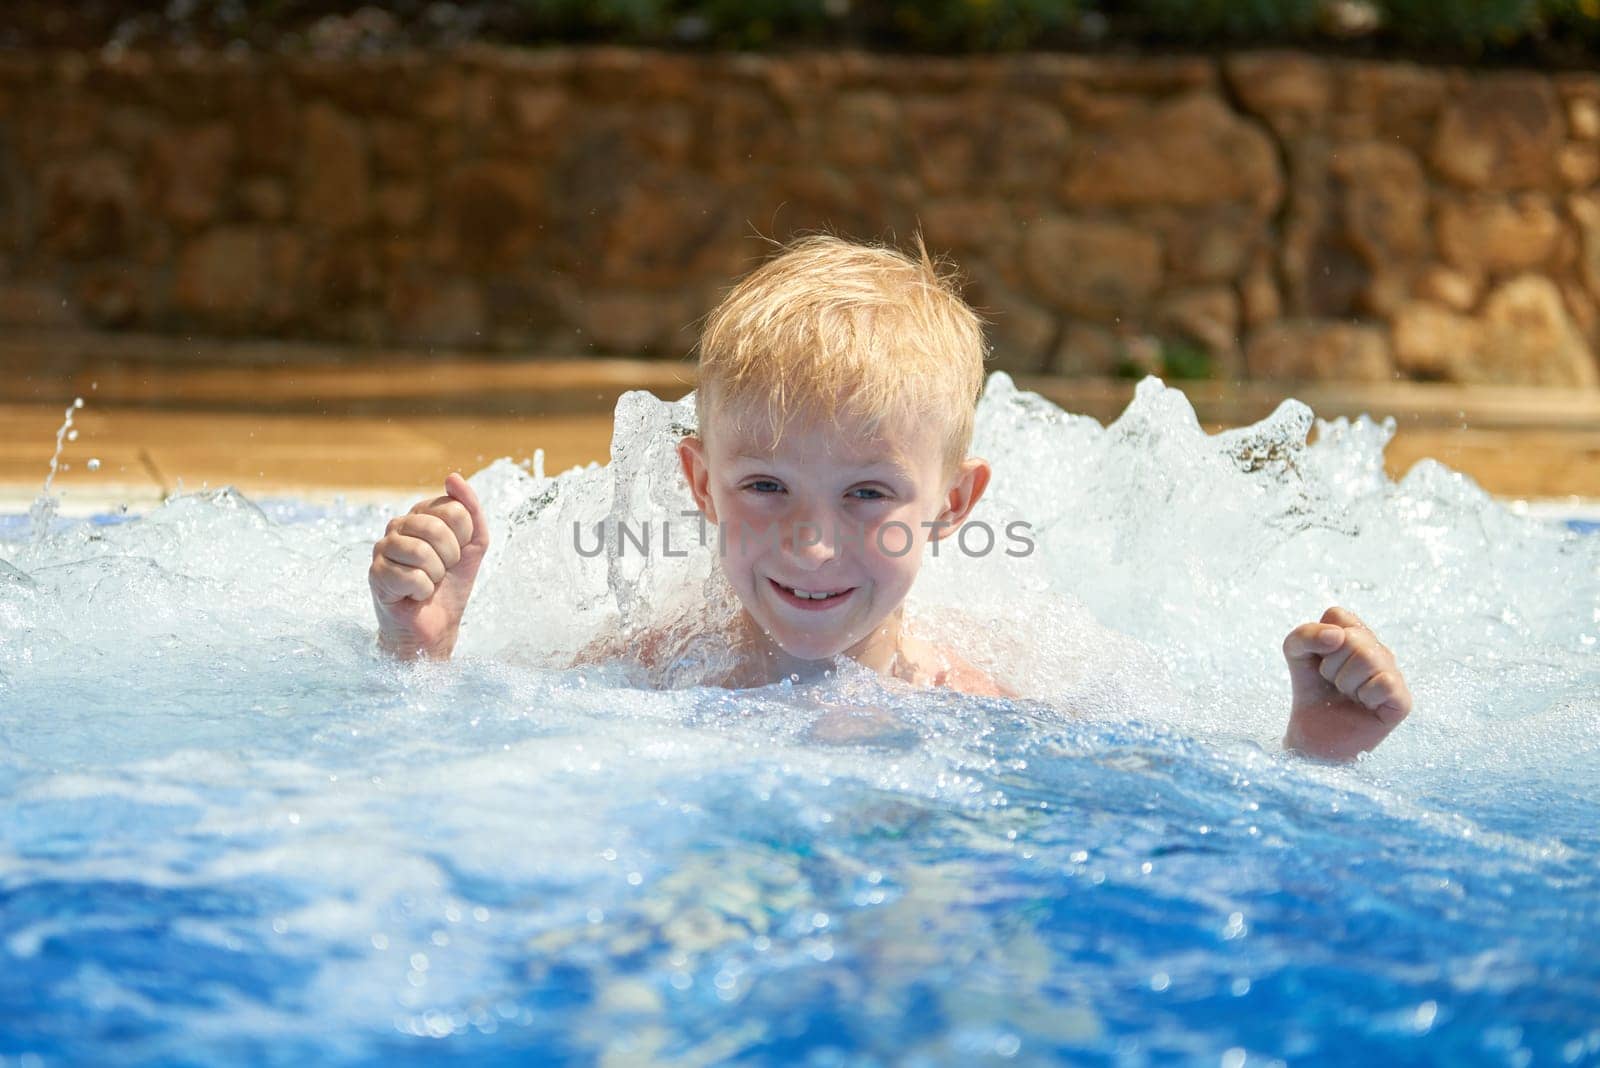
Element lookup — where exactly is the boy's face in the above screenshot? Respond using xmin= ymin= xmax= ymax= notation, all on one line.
xmin=678 ymin=400 xmax=990 ymax=667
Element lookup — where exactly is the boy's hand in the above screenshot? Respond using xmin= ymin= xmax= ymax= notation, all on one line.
xmin=1282 ymin=607 xmax=1412 ymax=762
xmin=369 ymin=473 xmax=490 ymax=660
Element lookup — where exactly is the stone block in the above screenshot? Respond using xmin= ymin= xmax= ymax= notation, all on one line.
xmin=236 ymin=82 xmax=299 ymax=173
xmin=1163 ymin=205 xmax=1265 ymax=284
xmin=1245 ymin=319 xmax=1392 ymax=381
xmin=173 ymin=227 xmax=264 ymax=326
xmin=1437 ymin=195 xmax=1563 ymax=274
xmin=238 ymin=177 xmax=289 ymax=222
xmin=41 ymin=153 xmax=137 ymax=259
xmin=437 ymin=161 xmax=540 ymax=268
xmin=1478 ymin=274 xmax=1597 ymax=386
xmin=964 ymin=267 xmax=1055 ymax=373
xmin=1159 ymin=286 xmax=1241 ymax=364
xmin=1333 ymin=141 xmax=1430 ymax=263
xmin=298 ymin=101 xmax=369 ymax=231
xmin=904 ymin=94 xmax=991 ymax=195
xmin=1392 ymin=300 xmax=1480 ymax=380
xmin=1572 ymin=192 xmax=1600 ymax=303
xmin=1062 ymin=93 xmax=1282 ymax=213
xmin=1394 ymin=279 xmax=1598 ymax=386
xmin=1239 ymin=255 xmax=1282 ymax=327
xmin=1429 ymin=74 xmax=1561 ymax=191
xmin=77 ymin=265 xmax=141 ymax=325
xmin=1052 ymin=321 xmax=1123 ymax=377
xmin=920 ymin=198 xmax=1015 ymax=252
xmin=148 ymin=123 xmax=233 ymax=228
xmin=826 ymin=91 xmax=901 ymax=170
xmin=1068 ymin=54 xmax=1217 ymax=96
xmin=1558 ymin=142 xmax=1600 ymax=189
xmin=990 ymin=97 xmax=1070 ymax=192
xmin=1023 ymin=216 xmax=1162 ymax=319
xmin=375 ymin=182 xmax=427 ymax=231
xmin=371 ymin=119 xmax=425 ymax=177
xmin=706 ymin=87 xmax=799 ymax=179
xmin=1225 ymin=52 xmax=1331 ymax=137
xmin=1569 ymin=96 xmax=1600 ymax=141
xmin=1414 ymin=264 xmax=1481 ymax=312
xmin=1340 ymin=62 xmax=1453 ymax=150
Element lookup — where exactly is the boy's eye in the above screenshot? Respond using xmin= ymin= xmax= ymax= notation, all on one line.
xmin=849 ymin=487 xmax=889 ymax=501
xmin=744 ymin=479 xmax=784 ymax=494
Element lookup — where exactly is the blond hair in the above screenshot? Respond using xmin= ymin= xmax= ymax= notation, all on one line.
xmin=695 ymin=234 xmax=987 ymax=469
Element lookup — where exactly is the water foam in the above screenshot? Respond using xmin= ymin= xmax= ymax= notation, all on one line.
xmin=1 ymin=375 xmax=1595 ymax=1064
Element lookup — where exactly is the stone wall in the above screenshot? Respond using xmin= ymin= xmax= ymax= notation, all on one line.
xmin=2 ymin=46 xmax=1598 ymax=386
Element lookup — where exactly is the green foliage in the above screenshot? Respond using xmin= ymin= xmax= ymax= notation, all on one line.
xmin=878 ymin=0 xmax=1083 ymax=52
xmin=1377 ymin=0 xmax=1538 ymax=52
xmin=31 ymin=0 xmax=1600 ymax=61
xmin=1159 ymin=337 xmax=1216 ymax=381
xmin=676 ymin=0 xmax=831 ymax=48
xmin=1124 ymin=0 xmax=1324 ymax=40
xmin=1113 ymin=337 xmax=1216 ymax=381
xmin=1533 ymin=0 xmax=1600 ymax=50
xmin=500 ymin=0 xmax=1600 ymax=59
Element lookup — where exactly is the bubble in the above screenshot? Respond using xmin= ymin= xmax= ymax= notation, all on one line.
xmin=86 ymin=458 xmax=101 ymax=472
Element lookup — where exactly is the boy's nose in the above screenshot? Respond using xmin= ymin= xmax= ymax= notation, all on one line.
xmin=782 ymin=511 xmax=839 ymax=570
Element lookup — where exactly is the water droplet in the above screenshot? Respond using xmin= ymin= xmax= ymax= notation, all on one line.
xmin=73 ymin=397 xmax=84 ymax=408
xmin=66 ymin=429 xmax=78 ymax=441
xmin=86 ymin=458 xmax=101 ymax=471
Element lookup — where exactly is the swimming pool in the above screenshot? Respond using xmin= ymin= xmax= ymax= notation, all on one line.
xmin=2 ymin=375 xmax=1596 ymax=1066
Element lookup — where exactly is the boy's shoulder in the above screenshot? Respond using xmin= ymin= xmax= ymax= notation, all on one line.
xmin=894 ymin=634 xmax=1013 ymax=698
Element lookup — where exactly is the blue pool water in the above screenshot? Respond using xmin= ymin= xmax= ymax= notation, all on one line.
xmin=1 ymin=377 xmax=1597 ymax=1066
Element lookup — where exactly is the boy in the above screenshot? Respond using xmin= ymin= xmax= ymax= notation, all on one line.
xmin=369 ymin=236 xmax=1411 ymax=763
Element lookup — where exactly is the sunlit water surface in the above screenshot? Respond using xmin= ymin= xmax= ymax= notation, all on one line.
xmin=1 ymin=376 xmax=1597 ymax=1066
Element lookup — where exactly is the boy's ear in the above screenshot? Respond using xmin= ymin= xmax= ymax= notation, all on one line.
xmin=677 ymin=435 xmax=719 ymax=524
xmin=932 ymin=457 xmax=991 ymax=538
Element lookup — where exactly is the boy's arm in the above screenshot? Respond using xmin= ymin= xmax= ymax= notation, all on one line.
xmin=1281 ymin=606 xmax=1412 ymax=762
xmin=369 ymin=473 xmax=490 ymax=660
xmin=937 ymin=657 xmax=1016 ymax=699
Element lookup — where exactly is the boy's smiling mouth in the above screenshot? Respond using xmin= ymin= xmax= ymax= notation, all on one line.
xmin=768 ymin=577 xmax=856 ymax=610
